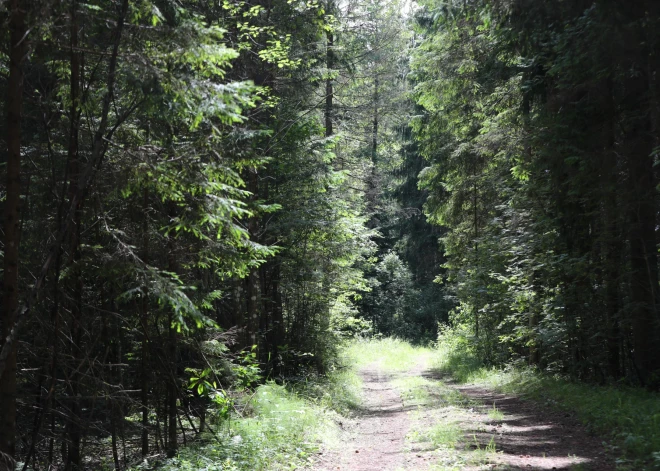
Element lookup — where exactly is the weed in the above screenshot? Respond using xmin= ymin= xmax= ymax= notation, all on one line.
xmin=427 ymin=422 xmax=462 ymax=449
xmin=290 ymin=365 xmax=363 ymax=415
xmin=488 ymin=402 xmax=504 ymax=421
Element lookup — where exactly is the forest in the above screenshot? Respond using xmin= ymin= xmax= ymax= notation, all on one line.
xmin=1 ymin=0 xmax=660 ymax=470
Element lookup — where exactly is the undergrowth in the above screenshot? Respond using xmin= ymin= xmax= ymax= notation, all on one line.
xmin=143 ymin=338 xmax=431 ymax=471
xmin=132 ymin=383 xmax=338 ymax=471
xmin=134 ymin=355 xmax=362 ymax=471
xmin=433 ymin=326 xmax=660 ymax=470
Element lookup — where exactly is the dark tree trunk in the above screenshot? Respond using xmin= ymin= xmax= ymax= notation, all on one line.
xmin=626 ymin=121 xmax=660 ymax=386
xmin=624 ymin=68 xmax=660 ymax=386
xmin=245 ymin=168 xmax=260 ymax=348
xmin=0 ymin=0 xmax=26 ymax=462
xmin=246 ymin=267 xmax=260 ymax=347
xmin=325 ymin=30 xmax=334 ymax=137
xmin=372 ymin=76 xmax=379 ymax=162
xmin=141 ymin=187 xmax=150 ymax=456
xmin=65 ymin=3 xmax=84 ymax=467
xmin=166 ymin=209 xmax=178 ymax=458
xmin=601 ymin=83 xmax=622 ymax=379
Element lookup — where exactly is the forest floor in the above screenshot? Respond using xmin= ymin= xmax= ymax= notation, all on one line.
xmin=309 ymin=344 xmax=615 ymax=471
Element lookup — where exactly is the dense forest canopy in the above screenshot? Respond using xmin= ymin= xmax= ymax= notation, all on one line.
xmin=1 ymin=0 xmax=659 ymax=469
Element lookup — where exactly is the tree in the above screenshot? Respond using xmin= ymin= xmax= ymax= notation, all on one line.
xmin=411 ymin=0 xmax=660 ymax=386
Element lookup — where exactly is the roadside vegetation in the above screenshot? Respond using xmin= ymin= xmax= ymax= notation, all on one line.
xmin=142 ymin=384 xmax=338 ymax=471
xmin=134 ymin=351 xmax=362 ymax=471
xmin=433 ymin=327 xmax=660 ymax=470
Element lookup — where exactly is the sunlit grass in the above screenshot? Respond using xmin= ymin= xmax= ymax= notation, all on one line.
xmin=292 ymin=365 xmax=363 ymax=415
xmin=487 ymin=403 xmax=504 ymax=421
xmin=147 ymin=383 xmax=340 ymax=471
xmin=342 ymin=337 xmax=431 ymax=372
xmin=427 ymin=422 xmax=462 ymax=449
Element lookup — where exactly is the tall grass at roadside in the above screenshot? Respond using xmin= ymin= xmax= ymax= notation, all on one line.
xmin=289 ymin=358 xmax=363 ymax=415
xmin=137 ymin=383 xmax=341 ymax=471
xmin=433 ymin=326 xmax=660 ymax=470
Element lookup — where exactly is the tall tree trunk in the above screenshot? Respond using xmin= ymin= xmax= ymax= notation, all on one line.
xmin=0 ymin=0 xmax=27 ymax=462
xmin=325 ymin=30 xmax=334 ymax=138
xmin=269 ymin=263 xmax=284 ymax=372
xmin=246 ymin=268 xmax=260 ymax=347
xmin=232 ymin=280 xmax=244 ymax=329
xmin=166 ymin=208 xmax=178 ymax=458
xmin=245 ymin=168 xmax=260 ymax=348
xmin=626 ymin=123 xmax=660 ymax=386
xmin=372 ymin=76 xmax=379 ymax=162
xmin=472 ymin=158 xmax=479 ymax=340
xmin=0 ymin=0 xmax=130 ymax=383
xmin=624 ymin=68 xmax=660 ymax=385
xmin=602 ymin=82 xmax=621 ymax=379
xmin=167 ymin=314 xmax=177 ymax=457
xmin=65 ymin=2 xmax=84 ymax=467
xmin=140 ymin=187 xmax=150 ymax=456
xmin=259 ymin=265 xmax=271 ymax=365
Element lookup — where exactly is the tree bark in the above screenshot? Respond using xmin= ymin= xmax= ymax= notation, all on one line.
xmin=166 ymin=206 xmax=178 ymax=458
xmin=325 ymin=30 xmax=334 ymax=137
xmin=0 ymin=0 xmax=27 ymax=461
xmin=626 ymin=124 xmax=660 ymax=386
xmin=141 ymin=187 xmax=150 ymax=456
xmin=65 ymin=2 xmax=84 ymax=467
xmin=245 ymin=168 xmax=260 ymax=348
xmin=601 ymin=81 xmax=621 ymax=379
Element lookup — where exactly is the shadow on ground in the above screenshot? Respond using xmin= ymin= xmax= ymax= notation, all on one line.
xmin=414 ymin=369 xmax=614 ymax=471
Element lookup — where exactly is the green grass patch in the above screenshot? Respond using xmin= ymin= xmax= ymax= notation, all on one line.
xmin=407 ymin=420 xmax=462 ymax=449
xmin=487 ymin=402 xmax=504 ymax=421
xmin=342 ymin=337 xmax=431 ymax=372
xmin=134 ymin=341 xmax=371 ymax=471
xmin=434 ymin=329 xmax=660 ymax=470
xmin=427 ymin=422 xmax=463 ymax=449
xmin=393 ymin=374 xmax=477 ymax=409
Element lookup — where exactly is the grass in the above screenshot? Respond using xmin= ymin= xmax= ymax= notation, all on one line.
xmin=420 ymin=427 xmax=499 ymax=471
xmin=433 ymin=330 xmax=660 ymax=470
xmin=342 ymin=337 xmax=432 ymax=372
xmin=292 ymin=363 xmax=363 ymax=415
xmin=427 ymin=422 xmax=463 ymax=449
xmin=137 ymin=382 xmax=342 ymax=471
xmin=487 ymin=403 xmax=504 ymax=421
xmin=133 ymin=342 xmax=369 ymax=471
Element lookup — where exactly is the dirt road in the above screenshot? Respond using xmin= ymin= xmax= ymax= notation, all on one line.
xmin=312 ymin=358 xmax=614 ymax=471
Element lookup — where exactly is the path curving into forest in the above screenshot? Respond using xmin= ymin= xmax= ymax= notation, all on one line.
xmin=311 ymin=356 xmax=615 ymax=471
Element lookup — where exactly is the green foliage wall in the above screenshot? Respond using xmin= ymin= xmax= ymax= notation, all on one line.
xmin=411 ymin=0 xmax=660 ymax=386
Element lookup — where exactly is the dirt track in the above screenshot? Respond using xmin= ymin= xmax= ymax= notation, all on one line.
xmin=311 ymin=358 xmax=614 ymax=471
